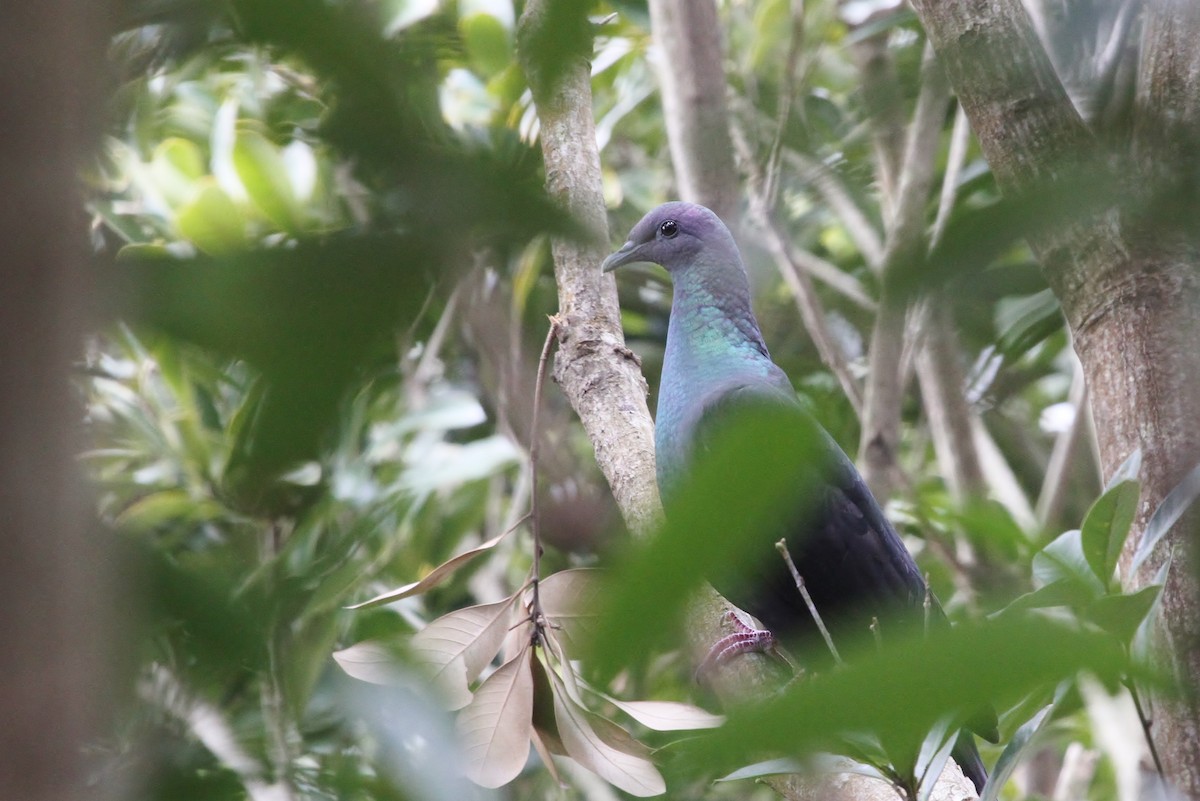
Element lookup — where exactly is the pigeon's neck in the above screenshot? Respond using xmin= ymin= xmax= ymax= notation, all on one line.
xmin=654 ymin=251 xmax=782 ymax=498
xmin=664 ymin=254 xmax=771 ymax=371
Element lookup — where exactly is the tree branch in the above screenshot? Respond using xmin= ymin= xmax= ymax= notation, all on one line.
xmin=647 ymin=0 xmax=741 ymax=226
xmin=858 ymin=44 xmax=951 ymax=499
xmin=517 ymin=2 xmax=660 ymax=535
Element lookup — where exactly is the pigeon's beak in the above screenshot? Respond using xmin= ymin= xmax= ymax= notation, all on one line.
xmin=600 ymin=241 xmax=640 ymax=273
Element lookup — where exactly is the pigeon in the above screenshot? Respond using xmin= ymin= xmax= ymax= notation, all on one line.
xmin=601 ymin=201 xmax=992 ymax=792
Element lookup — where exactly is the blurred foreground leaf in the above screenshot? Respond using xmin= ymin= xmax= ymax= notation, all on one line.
xmin=674 ymin=615 xmax=1125 ymax=779
xmin=586 ymin=406 xmax=823 ymax=680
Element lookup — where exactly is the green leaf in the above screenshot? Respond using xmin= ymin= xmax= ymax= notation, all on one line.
xmin=175 ymin=179 xmax=246 ymax=255
xmin=998 ymin=578 xmax=1098 ymax=616
xmin=1132 ymin=460 xmax=1200 ymax=572
xmin=1032 ymin=529 xmax=1105 ymax=599
xmin=232 ymin=129 xmax=304 ymax=233
xmin=115 ymin=489 xmax=227 ymax=532
xmin=149 ymin=137 xmax=207 ymax=208
xmin=1086 ymin=585 xmax=1163 ymax=644
xmin=994 ymin=289 xmax=1062 ymax=360
xmin=1105 ymin=448 xmax=1142 ymax=490
xmin=676 ymin=616 xmax=1124 ymax=780
xmin=1080 ymin=479 xmax=1139 ymax=586
xmin=461 ymin=13 xmax=512 ymax=77
xmin=979 ymin=701 xmax=1057 ymax=801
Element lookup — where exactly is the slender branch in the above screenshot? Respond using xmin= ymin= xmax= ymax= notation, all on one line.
xmin=755 ymin=209 xmax=864 ymax=415
xmin=1035 ymin=359 xmax=1091 ymax=527
xmin=730 ymin=113 xmax=877 ymax=311
xmin=786 ymin=149 xmax=885 ymax=269
xmin=847 ymin=13 xmax=908 ymax=219
xmin=859 ymin=43 xmax=951 ymax=500
xmin=1125 ymin=678 xmax=1166 ymax=775
xmin=776 ymin=539 xmax=843 ymax=666
xmin=931 ymin=103 xmax=971 ymax=247
xmin=528 ymin=316 xmax=561 ymax=637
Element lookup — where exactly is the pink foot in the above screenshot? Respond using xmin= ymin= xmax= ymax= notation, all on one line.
xmin=696 ymin=611 xmax=778 ymax=677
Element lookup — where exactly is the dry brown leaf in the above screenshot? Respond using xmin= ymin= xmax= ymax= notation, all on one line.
xmin=537 ymin=568 xmax=605 ymax=651
xmin=347 ymin=528 xmax=514 ymax=609
xmin=548 ymin=669 xmax=665 ymax=797
xmin=412 ymin=595 xmax=521 ymax=710
xmin=606 ymin=699 xmax=725 ymax=732
xmin=331 ymin=640 xmax=408 ymax=685
xmin=530 ymin=727 xmax=565 ymax=786
xmin=457 ymin=646 xmax=535 ymax=789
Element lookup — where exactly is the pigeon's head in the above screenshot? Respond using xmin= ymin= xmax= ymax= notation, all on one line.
xmin=600 ymin=202 xmax=738 ymax=276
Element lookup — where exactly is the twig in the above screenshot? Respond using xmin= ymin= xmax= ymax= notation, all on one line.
xmin=761 ymin=0 xmax=810 ymax=208
xmin=1035 ymin=359 xmax=1091 ymax=527
xmin=528 ymin=316 xmax=562 ymax=642
xmin=1125 ymin=678 xmax=1165 ymax=775
xmin=754 ymin=209 xmax=865 ymax=415
xmin=923 ymin=573 xmax=932 ymax=639
xmin=785 ymin=149 xmax=885 ymax=269
xmin=858 ymin=42 xmax=951 ymax=499
xmin=931 ymin=104 xmax=971 ymax=248
xmin=776 ymin=539 xmax=843 ymax=666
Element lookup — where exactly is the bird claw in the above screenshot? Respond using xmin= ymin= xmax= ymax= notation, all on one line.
xmin=695 ymin=611 xmax=779 ymax=679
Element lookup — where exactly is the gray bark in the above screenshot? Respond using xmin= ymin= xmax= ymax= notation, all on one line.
xmin=0 ymin=4 xmax=111 ymax=801
xmin=647 ymin=0 xmax=741 ymax=227
xmin=911 ymin=0 xmax=1200 ymax=794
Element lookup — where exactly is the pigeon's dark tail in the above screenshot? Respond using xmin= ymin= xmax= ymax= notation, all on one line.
xmin=952 ymin=733 xmax=988 ymax=795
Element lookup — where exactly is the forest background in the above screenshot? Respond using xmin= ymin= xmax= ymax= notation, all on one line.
xmin=5 ymin=1 xmax=1200 ymax=800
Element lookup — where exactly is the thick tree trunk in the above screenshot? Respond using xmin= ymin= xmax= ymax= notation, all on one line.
xmin=911 ymin=0 xmax=1200 ymax=794
xmin=0 ymin=4 xmax=111 ymax=801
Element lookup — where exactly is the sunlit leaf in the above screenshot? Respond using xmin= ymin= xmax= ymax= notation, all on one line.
xmin=175 ymin=179 xmax=245 ymax=255
xmin=457 ymin=646 xmax=535 ymax=788
xmin=1080 ymin=479 xmax=1139 ymax=585
xmin=462 ymin=12 xmax=512 ymax=77
xmin=412 ymin=595 xmax=522 ymax=709
xmin=715 ymin=758 xmax=804 ymax=782
xmin=998 ymin=578 xmax=1098 ymax=616
xmin=348 ymin=526 xmax=517 ymax=609
xmin=115 ymin=489 xmax=227 ymax=531
xmin=714 ymin=754 xmax=889 ymax=784
xmin=548 ymin=669 xmax=666 ymax=797
xmin=149 ymin=137 xmax=206 ymax=208
xmin=232 ymin=129 xmax=304 ymax=233
xmin=1131 ymin=460 xmax=1200 ymax=572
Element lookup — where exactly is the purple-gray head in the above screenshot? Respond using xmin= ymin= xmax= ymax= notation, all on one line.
xmin=600 ymin=201 xmax=739 ymax=275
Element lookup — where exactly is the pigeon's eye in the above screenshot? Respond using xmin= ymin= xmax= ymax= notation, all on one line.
xmin=659 ymin=219 xmax=679 ymax=239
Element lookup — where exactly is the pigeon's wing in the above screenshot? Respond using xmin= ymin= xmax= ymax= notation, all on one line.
xmin=686 ymin=381 xmax=927 ymax=644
